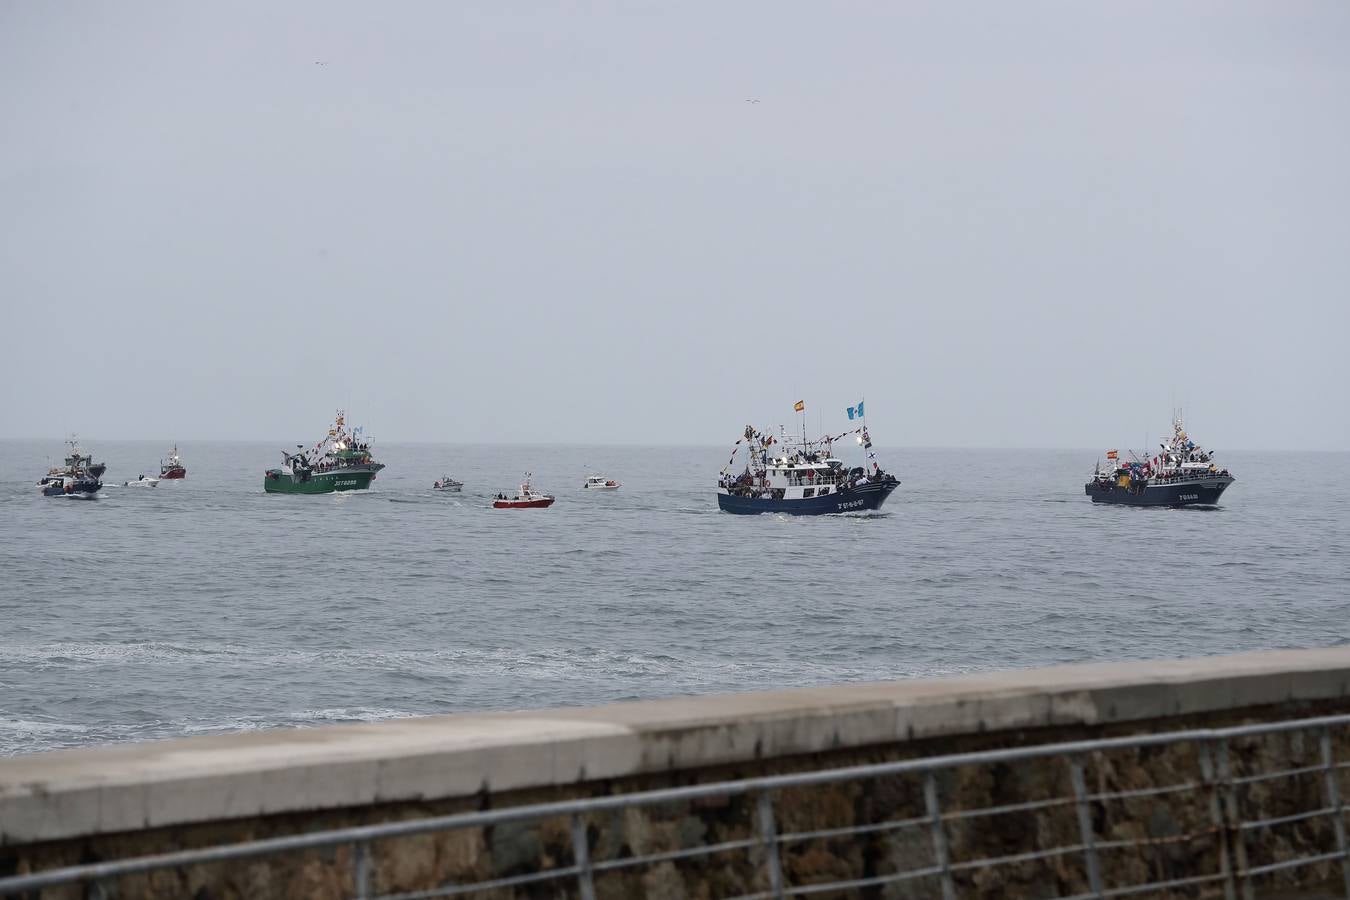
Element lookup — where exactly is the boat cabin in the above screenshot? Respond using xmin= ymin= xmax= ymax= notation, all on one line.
xmin=758 ymin=457 xmax=858 ymax=498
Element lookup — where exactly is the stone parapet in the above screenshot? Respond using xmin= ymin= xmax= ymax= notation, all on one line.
xmin=6 ymin=647 xmax=1350 ymax=845
xmin=6 ymin=647 xmax=1350 ymax=898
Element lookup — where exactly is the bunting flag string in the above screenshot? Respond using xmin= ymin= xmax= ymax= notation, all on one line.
xmin=725 ymin=424 xmax=869 ymax=467
xmin=817 ymin=427 xmax=864 ymax=444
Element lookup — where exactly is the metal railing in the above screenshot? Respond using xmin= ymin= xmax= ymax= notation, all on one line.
xmin=7 ymin=712 xmax=1350 ymax=898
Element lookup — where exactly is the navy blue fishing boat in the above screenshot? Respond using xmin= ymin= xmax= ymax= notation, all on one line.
xmin=717 ymin=403 xmax=899 ymax=515
xmin=36 ymin=436 xmax=105 ymax=498
xmin=1086 ymin=413 xmax=1234 ymax=508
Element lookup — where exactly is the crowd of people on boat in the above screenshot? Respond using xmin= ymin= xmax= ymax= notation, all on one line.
xmin=719 ymin=460 xmax=893 ymax=498
xmin=1097 ymin=457 xmax=1231 ymax=489
xmin=1165 ymin=448 xmax=1214 ymax=465
xmin=307 ymin=454 xmax=372 ymax=473
xmin=1148 ymin=465 xmax=1232 ymax=483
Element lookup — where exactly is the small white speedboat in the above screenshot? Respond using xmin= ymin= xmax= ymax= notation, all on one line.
xmin=123 ymin=476 xmax=160 ymax=488
xmin=582 ymin=474 xmax=620 ymax=491
xmin=433 ymin=476 xmax=463 ymax=492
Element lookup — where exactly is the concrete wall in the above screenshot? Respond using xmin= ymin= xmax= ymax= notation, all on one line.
xmin=6 ymin=648 xmax=1350 ymax=898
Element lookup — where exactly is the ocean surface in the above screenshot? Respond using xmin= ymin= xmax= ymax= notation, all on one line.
xmin=2 ymin=441 xmax=1347 ymax=757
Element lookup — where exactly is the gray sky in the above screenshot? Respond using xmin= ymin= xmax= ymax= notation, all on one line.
xmin=3 ymin=2 xmax=1347 ymax=449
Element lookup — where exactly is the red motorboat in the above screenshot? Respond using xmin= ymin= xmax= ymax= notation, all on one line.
xmin=492 ymin=475 xmax=555 ymax=509
xmin=160 ymin=444 xmax=187 ymax=479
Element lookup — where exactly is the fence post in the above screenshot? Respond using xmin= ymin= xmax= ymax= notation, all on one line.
xmin=1216 ymin=740 xmax=1255 ymax=900
xmin=923 ymin=771 xmax=957 ymax=900
xmin=755 ymin=791 xmax=785 ymax=900
xmin=1069 ymin=756 xmax=1104 ymax=898
xmin=353 ymin=840 xmax=371 ymax=900
xmin=1198 ymin=739 xmax=1237 ymax=900
xmin=570 ymin=813 xmax=597 ymax=900
xmin=1318 ymin=728 xmax=1350 ymax=899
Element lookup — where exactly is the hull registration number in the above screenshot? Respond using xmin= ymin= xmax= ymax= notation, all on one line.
xmin=1179 ymin=494 xmax=1198 ymax=501
xmin=837 ymin=499 xmax=865 ymax=511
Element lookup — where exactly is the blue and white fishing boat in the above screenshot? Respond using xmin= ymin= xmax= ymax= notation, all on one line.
xmin=717 ymin=401 xmax=899 ymax=515
xmin=1085 ymin=412 xmax=1235 ymax=507
xmin=37 ymin=436 xmax=104 ymax=498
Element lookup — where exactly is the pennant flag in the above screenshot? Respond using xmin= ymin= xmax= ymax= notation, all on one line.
xmin=846 ymin=401 xmax=865 ymax=420
xmin=793 ymin=400 xmax=805 ymax=412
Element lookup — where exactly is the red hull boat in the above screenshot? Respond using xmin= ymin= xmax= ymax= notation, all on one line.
xmin=160 ymin=445 xmax=187 ymax=479
xmin=492 ymin=474 xmax=554 ymax=509
xmin=493 ymin=496 xmax=555 ymax=509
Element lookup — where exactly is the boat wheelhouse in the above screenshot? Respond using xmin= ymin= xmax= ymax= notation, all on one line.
xmin=1086 ymin=412 xmax=1235 ymax=507
xmin=264 ymin=412 xmax=384 ymax=494
xmin=63 ymin=436 xmax=106 ymax=480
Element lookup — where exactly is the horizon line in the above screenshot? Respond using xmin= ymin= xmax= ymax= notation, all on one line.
xmin=2 ymin=437 xmax=1347 ymax=454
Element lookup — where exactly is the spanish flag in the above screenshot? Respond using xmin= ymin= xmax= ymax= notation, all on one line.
xmin=793 ymin=400 xmax=805 ymax=412
xmin=1106 ymin=450 xmax=1118 ymax=460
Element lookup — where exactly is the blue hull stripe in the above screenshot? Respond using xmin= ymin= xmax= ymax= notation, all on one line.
xmin=717 ymin=481 xmax=898 ymax=515
xmin=1086 ymin=478 xmax=1234 ymax=507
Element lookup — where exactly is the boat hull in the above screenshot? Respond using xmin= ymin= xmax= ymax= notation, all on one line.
xmin=717 ymin=479 xmax=898 ymax=515
xmin=1086 ymin=475 xmax=1234 ymax=507
xmin=40 ymin=479 xmax=101 ymax=497
xmin=493 ymin=497 xmax=555 ymax=509
xmin=263 ymin=468 xmax=378 ymax=494
xmin=161 ymin=468 xmax=186 ymax=479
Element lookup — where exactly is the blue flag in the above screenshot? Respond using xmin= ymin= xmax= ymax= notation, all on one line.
xmin=846 ymin=401 xmax=865 ymax=420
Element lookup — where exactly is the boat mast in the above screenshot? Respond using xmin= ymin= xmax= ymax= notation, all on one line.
xmin=859 ymin=395 xmax=871 ymax=473
xmin=800 ymin=402 xmax=807 ymax=456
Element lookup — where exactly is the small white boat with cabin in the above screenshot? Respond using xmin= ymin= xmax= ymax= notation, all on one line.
xmin=582 ymin=475 xmax=620 ymax=491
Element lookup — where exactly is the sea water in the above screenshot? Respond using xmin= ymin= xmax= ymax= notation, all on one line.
xmin=2 ymin=441 xmax=1347 ymax=756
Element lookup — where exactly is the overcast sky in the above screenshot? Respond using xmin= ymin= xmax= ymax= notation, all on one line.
xmin=2 ymin=2 xmax=1347 ymax=449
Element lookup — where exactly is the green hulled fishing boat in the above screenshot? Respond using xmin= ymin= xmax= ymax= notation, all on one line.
xmin=264 ymin=412 xmax=384 ymax=494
